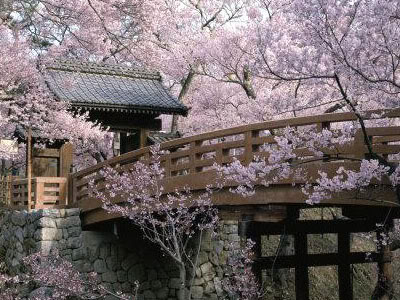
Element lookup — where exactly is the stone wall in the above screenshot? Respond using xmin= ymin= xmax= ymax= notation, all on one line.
xmin=0 ymin=209 xmax=240 ymax=300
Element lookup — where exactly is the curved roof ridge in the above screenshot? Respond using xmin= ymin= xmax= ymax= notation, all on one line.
xmin=46 ymin=59 xmax=161 ymax=81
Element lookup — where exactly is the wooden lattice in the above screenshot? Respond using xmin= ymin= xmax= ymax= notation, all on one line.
xmin=0 ymin=175 xmax=12 ymax=206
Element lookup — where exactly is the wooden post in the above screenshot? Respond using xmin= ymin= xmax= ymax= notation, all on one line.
xmin=338 ymin=232 xmax=353 ymax=300
xmin=60 ymin=143 xmax=74 ymax=177
xmin=26 ymin=128 xmax=32 ymax=211
xmin=295 ymin=232 xmax=309 ymax=300
xmin=139 ymin=129 xmax=149 ymax=148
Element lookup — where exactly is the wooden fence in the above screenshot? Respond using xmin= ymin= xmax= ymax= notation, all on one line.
xmin=9 ymin=177 xmax=67 ymax=209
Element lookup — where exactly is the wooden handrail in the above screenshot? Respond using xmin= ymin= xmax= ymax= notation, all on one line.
xmin=70 ymin=109 xmax=400 ymax=205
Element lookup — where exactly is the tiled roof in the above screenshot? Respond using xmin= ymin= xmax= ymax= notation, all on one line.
xmin=45 ymin=60 xmax=188 ymax=116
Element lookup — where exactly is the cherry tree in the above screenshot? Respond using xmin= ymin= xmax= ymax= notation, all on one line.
xmin=90 ymin=146 xmax=219 ymax=300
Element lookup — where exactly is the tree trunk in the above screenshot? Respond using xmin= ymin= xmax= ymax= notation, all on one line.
xmin=177 ymin=263 xmax=188 ymax=300
xmin=171 ymin=68 xmax=196 ymax=133
xmin=372 ymin=228 xmax=394 ymax=300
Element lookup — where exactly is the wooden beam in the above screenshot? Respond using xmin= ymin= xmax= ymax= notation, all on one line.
xmin=338 ymin=232 xmax=353 ymax=300
xmin=33 ymin=148 xmax=60 ymax=158
xmin=248 ymin=219 xmax=379 ymax=235
xmin=255 ymin=252 xmax=379 ymax=269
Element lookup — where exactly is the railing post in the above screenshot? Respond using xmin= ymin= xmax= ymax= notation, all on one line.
xmin=244 ymin=131 xmax=253 ymax=165
xmin=34 ymin=178 xmax=43 ymax=209
xmin=59 ymin=178 xmax=67 ymax=206
xmin=189 ymin=142 xmax=196 ymax=174
xmin=68 ymin=174 xmax=73 ymax=205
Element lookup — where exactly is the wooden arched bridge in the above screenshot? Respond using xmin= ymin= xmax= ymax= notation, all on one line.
xmin=7 ymin=109 xmax=400 ymax=300
xmin=69 ymin=109 xmax=400 ymax=225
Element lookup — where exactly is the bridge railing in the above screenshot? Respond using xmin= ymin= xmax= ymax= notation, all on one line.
xmin=70 ymin=109 xmax=400 ymax=206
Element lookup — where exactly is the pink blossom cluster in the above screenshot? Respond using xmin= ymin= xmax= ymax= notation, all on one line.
xmin=303 ymin=160 xmax=390 ymax=204
xmin=223 ymin=239 xmax=264 ymax=300
xmin=217 ymin=125 xmax=355 ymax=198
xmin=0 ymin=250 xmax=136 ymax=300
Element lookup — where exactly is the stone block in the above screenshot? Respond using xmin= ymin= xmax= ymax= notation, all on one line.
xmin=204 ymin=281 xmax=215 ymax=294
xmin=156 ymin=287 xmax=169 ymax=299
xmin=196 ymin=251 xmax=208 ymax=265
xmin=56 ymin=216 xmax=81 ymax=228
xmin=34 ymin=228 xmax=63 ymax=241
xmin=94 ymin=259 xmax=107 ymax=273
xmin=213 ymin=277 xmax=224 ymax=296
xmin=59 ymin=249 xmax=72 ymax=257
xmin=158 ymin=269 xmax=168 ymax=279
xmin=128 ymin=264 xmax=146 ymax=282
xmin=209 ymin=252 xmax=219 ymax=266
xmin=193 ymin=277 xmax=204 ymax=286
xmin=121 ymin=282 xmax=131 ymax=293
xmin=102 ymin=271 xmax=118 ymax=283
xmin=87 ymin=246 xmax=100 ymax=262
xmin=58 ymin=239 xmax=67 ymax=250
xmin=191 ymin=286 xmax=204 ymax=299
xmin=36 ymin=217 xmax=56 ymax=228
xmin=121 ymin=253 xmax=138 ymax=271
xmin=65 ymin=208 xmax=80 ymax=217
xmin=72 ymin=247 xmax=87 ymax=261
xmin=117 ymin=245 xmax=127 ymax=261
xmin=82 ymin=262 xmax=94 ymax=273
xmin=112 ymin=282 xmax=122 ymax=293
xmin=106 ymin=255 xmax=119 ymax=271
xmin=140 ymin=281 xmax=150 ymax=291
xmin=143 ymin=290 xmax=156 ymax=299
xmin=62 ymin=229 xmax=69 ymax=239
xmin=38 ymin=209 xmax=60 ymax=218
xmin=200 ymin=262 xmax=213 ymax=275
xmin=99 ymin=244 xmax=111 ymax=259
xmin=67 ymin=237 xmax=82 ymax=249
xmin=151 ymin=280 xmax=162 ymax=290
xmin=15 ymin=241 xmax=23 ymax=253
xmin=148 ymin=269 xmax=157 ymax=281
xmin=72 ymin=260 xmax=86 ymax=273
xmin=213 ymin=241 xmax=224 ymax=254
xmin=111 ymin=244 xmax=118 ymax=257
xmin=36 ymin=241 xmax=57 ymax=255
xmin=59 ymin=209 xmax=66 ymax=218
xmin=201 ymin=240 xmax=212 ymax=251
xmin=67 ymin=226 xmax=82 ymax=237
xmin=11 ymin=212 xmax=26 ymax=226
xmin=15 ymin=228 xmax=24 ymax=244
xmin=117 ymin=270 xmax=127 ymax=282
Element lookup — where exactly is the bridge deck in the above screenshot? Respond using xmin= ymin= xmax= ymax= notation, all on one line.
xmin=68 ymin=109 xmax=400 ymax=225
